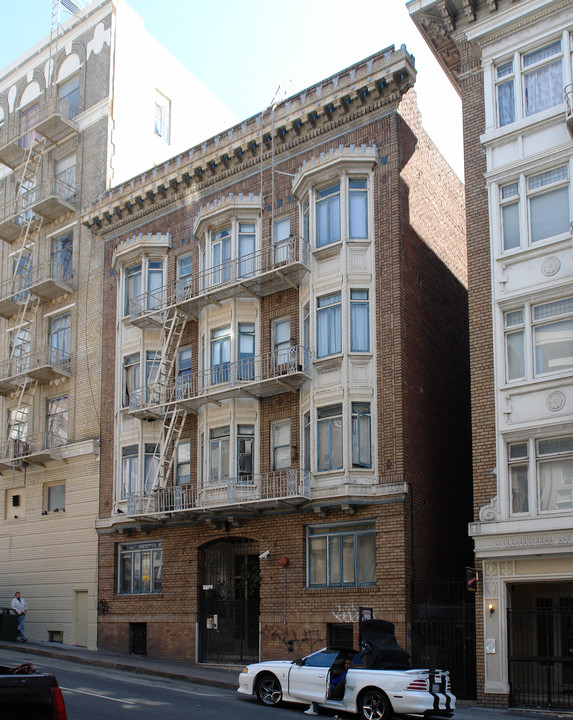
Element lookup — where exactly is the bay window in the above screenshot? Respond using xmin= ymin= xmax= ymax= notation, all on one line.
xmin=124 ymin=258 xmax=164 ymax=316
xmin=317 ymin=404 xmax=343 ymax=471
xmin=504 ymin=298 xmax=573 ymax=381
xmin=143 ymin=443 xmax=160 ymax=494
xmin=210 ymin=325 xmax=231 ymax=384
xmin=237 ymin=425 xmax=254 ymax=481
xmin=349 ymin=179 xmax=368 ymax=238
xmin=308 ymin=522 xmax=376 ymax=587
xmin=317 ymin=292 xmax=342 ymax=358
xmin=352 ymin=402 xmax=371 ymax=468
xmin=209 ymin=426 xmax=230 ymax=484
xmin=350 ymin=289 xmax=370 ymax=352
xmin=123 ymin=353 xmax=140 ymax=408
xmin=316 ymin=183 xmax=341 ymax=247
xmin=121 ymin=445 xmax=138 ymax=498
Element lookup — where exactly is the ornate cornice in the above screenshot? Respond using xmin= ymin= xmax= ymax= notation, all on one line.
xmin=82 ymin=45 xmax=416 ymax=235
xmin=472 ymin=529 xmax=573 ymax=557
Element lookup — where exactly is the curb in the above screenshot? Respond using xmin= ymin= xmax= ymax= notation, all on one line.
xmin=0 ymin=641 xmax=238 ymax=691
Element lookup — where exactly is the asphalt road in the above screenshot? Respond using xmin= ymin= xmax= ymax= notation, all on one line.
xmin=0 ymin=648 xmax=308 ymax=720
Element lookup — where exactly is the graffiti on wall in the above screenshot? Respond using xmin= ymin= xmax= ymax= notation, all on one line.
xmin=261 ymin=624 xmax=323 ymax=653
xmin=332 ymin=602 xmax=360 ymax=623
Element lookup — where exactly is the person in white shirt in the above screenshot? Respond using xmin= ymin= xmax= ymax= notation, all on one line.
xmin=11 ymin=591 xmax=28 ymax=642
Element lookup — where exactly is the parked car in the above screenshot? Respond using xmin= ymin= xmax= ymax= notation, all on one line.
xmin=238 ymin=620 xmax=455 ymax=720
xmin=0 ymin=662 xmax=67 ymax=720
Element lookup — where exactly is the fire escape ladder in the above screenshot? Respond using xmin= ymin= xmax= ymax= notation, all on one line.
xmin=144 ymin=407 xmax=187 ymax=512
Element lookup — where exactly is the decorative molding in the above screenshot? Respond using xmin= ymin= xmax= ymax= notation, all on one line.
xmin=479 ymin=495 xmax=500 ymax=522
xmin=474 ymin=530 xmax=573 ymax=555
xmin=484 ymin=561 xmax=499 ymax=577
xmin=541 ymin=256 xmax=561 ymax=277
xmin=546 ymin=390 xmax=566 ymax=413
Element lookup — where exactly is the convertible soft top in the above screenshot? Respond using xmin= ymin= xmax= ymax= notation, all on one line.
xmin=359 ymin=619 xmax=411 ymax=670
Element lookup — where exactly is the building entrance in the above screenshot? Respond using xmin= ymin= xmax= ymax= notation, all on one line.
xmin=198 ymin=538 xmax=260 ymax=664
xmin=508 ymin=582 xmax=573 ymax=710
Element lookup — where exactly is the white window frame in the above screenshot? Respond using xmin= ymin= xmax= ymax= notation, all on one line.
xmin=271 ymin=419 xmax=291 ymax=471
xmin=123 ymin=257 xmax=165 ymax=316
xmin=154 ymin=90 xmax=171 ymax=143
xmin=45 ymin=482 xmax=66 ymax=513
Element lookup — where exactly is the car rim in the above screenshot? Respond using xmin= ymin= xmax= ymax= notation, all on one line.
xmin=259 ymin=677 xmax=281 ymax=705
xmin=361 ymin=691 xmax=386 ymax=720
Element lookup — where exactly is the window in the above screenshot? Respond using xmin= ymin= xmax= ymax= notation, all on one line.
xmin=124 ymin=259 xmax=164 ymax=316
xmin=238 ymin=323 xmax=255 ymax=380
xmin=274 ymin=216 xmax=291 ymax=264
xmin=238 ymin=223 xmax=256 ymax=278
xmin=49 ymin=313 xmax=71 ymax=365
xmin=119 ymin=542 xmax=162 ymax=594
xmin=307 ymin=522 xmax=376 ymax=587
xmin=499 ymin=166 xmax=569 ymax=251
xmin=176 ymin=440 xmax=190 ymax=485
xmin=57 ymin=74 xmax=79 ymax=119
xmin=10 ymin=327 xmax=30 ymax=375
xmin=304 ymin=412 xmax=311 ymax=472
xmin=349 ymin=179 xmax=368 ymax=239
xmin=54 ymin=154 xmax=75 ymax=201
xmin=273 ymin=317 xmax=291 ymax=365
xmin=272 ymin=420 xmax=291 ymax=470
xmin=176 ymin=253 xmax=193 ymax=300
xmin=177 ymin=346 xmax=192 ymax=381
xmin=211 ymin=326 xmax=231 ymax=384
xmin=154 ymin=91 xmax=170 ymax=142
xmin=12 ymin=251 xmax=32 ymax=301
xmin=7 ymin=406 xmax=28 ymax=457
xmin=237 ymin=425 xmax=254 ymax=481
xmin=209 ymin=426 xmax=230 ymax=484
xmin=508 ymin=436 xmax=573 ymax=516
xmin=508 ymin=442 xmax=529 ymax=514
xmin=350 ymin=290 xmax=370 ymax=352
xmin=19 ymin=102 xmax=39 ymax=150
xmin=143 ymin=443 xmax=159 ymax=494
xmin=123 ymin=354 xmax=140 ymax=408
xmin=46 ymin=396 xmax=68 ymax=448
xmin=316 ymin=183 xmax=340 ymax=247
xmin=51 ymin=232 xmax=73 ymax=283
xmin=317 ymin=292 xmax=342 ymax=358
xmin=212 ymin=227 xmax=231 ymax=285
xmin=495 ymin=40 xmax=564 ymax=127
xmin=46 ymin=483 xmax=65 ymax=513
xmin=352 ymin=402 xmax=371 ymax=468
xmin=505 ymin=298 xmax=573 ymax=381
xmin=538 ymin=436 xmax=573 ymax=512
xmin=317 ymin=405 xmax=343 ymax=471
xmin=121 ymin=445 xmax=138 ymax=498
xmin=303 ymin=303 xmax=310 ymax=351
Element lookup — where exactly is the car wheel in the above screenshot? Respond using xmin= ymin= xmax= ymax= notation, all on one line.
xmin=255 ymin=673 xmax=283 ymax=707
xmin=358 ymin=688 xmax=392 ymax=720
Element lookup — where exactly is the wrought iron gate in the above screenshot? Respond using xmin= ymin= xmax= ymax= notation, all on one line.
xmin=411 ymin=581 xmax=476 ymax=700
xmin=198 ymin=538 xmax=260 ymax=664
xmin=508 ymin=583 xmax=573 ymax=710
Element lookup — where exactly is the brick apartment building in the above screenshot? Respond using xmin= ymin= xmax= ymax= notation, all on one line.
xmin=410 ymin=0 xmax=573 ymax=709
xmin=85 ymin=44 xmax=472 ymax=666
xmin=0 ymin=0 xmax=234 ymax=649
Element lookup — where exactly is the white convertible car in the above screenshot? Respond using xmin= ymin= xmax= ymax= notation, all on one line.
xmin=238 ymin=623 xmax=455 ymax=720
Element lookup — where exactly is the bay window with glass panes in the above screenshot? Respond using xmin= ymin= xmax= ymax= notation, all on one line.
xmin=508 ymin=436 xmax=573 ymax=516
xmin=499 ymin=165 xmax=570 ymax=252
xmin=504 ymin=297 xmax=573 ymax=382
xmin=307 ymin=522 xmax=376 ymax=587
xmin=203 ymin=424 xmax=255 ymax=487
xmin=199 ymin=217 xmax=259 ymax=290
xmin=495 ymin=38 xmax=566 ymax=127
xmin=123 ymin=257 xmax=165 ymax=316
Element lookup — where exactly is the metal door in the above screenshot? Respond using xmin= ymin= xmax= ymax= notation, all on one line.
xmin=198 ymin=538 xmax=260 ymax=664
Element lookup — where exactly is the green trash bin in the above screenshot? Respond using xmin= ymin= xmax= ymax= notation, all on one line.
xmin=0 ymin=608 xmax=19 ymax=641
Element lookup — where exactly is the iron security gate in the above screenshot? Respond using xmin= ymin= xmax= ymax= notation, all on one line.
xmin=198 ymin=538 xmax=260 ymax=664
xmin=508 ymin=583 xmax=573 ymax=710
xmin=411 ymin=581 xmax=476 ymax=700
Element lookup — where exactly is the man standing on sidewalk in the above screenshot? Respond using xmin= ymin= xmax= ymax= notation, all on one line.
xmin=11 ymin=592 xmax=28 ymax=642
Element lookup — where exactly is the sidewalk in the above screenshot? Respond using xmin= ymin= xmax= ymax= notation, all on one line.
xmin=0 ymin=639 xmax=570 ymax=720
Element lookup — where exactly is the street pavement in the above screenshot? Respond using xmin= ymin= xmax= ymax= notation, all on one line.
xmin=0 ymin=639 xmax=570 ymax=720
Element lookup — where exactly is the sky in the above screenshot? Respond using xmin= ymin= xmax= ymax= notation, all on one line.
xmin=0 ymin=0 xmax=464 ymax=179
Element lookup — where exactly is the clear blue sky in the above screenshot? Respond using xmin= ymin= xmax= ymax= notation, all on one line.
xmin=0 ymin=0 xmax=463 ymax=178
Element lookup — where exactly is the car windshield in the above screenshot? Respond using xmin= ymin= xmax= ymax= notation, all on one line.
xmin=302 ymin=650 xmax=341 ymax=668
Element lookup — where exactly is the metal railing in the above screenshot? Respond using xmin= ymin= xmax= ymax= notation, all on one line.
xmin=0 ymin=431 xmax=68 ymax=462
xmin=0 ymin=346 xmax=71 ymax=381
xmin=0 ymin=176 xmax=76 ymax=224
xmin=128 ymin=236 xmax=310 ymax=320
xmin=0 ymin=96 xmax=79 ymax=149
xmin=0 ymin=260 xmax=73 ymax=307
xmin=126 ymin=468 xmax=311 ymax=515
xmin=128 ymin=345 xmax=310 ymax=412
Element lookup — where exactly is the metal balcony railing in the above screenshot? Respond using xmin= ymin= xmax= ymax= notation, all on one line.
xmin=128 ymin=236 xmax=310 ymax=322
xmin=0 ymin=431 xmax=68 ymax=464
xmin=128 ymin=345 xmax=311 ymax=414
xmin=126 ymin=468 xmax=311 ymax=516
xmin=0 ymin=260 xmax=73 ymax=315
xmin=0 ymin=96 xmax=79 ymax=151
xmin=0 ymin=346 xmax=71 ymax=386
xmin=0 ymin=176 xmax=76 ymax=226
